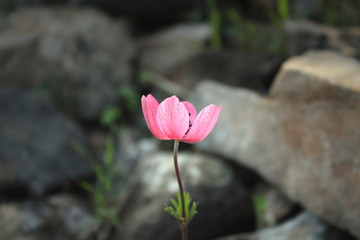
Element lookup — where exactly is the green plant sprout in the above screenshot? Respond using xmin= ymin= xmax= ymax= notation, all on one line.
xmin=323 ymin=0 xmax=339 ymax=26
xmin=206 ymin=0 xmax=222 ymax=49
xmin=138 ymin=69 xmax=153 ymax=85
xmin=277 ymin=0 xmax=290 ymax=22
xmin=100 ymin=105 xmax=122 ymax=130
xmin=72 ymin=137 xmax=127 ymax=239
xmin=165 ymin=192 xmax=198 ymax=225
xmin=117 ymin=85 xmax=139 ymax=111
xmin=225 ymin=7 xmax=260 ymax=50
xmin=253 ymin=193 xmax=267 ymax=228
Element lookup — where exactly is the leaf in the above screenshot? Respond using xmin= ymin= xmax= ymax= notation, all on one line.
xmin=138 ymin=69 xmax=153 ymax=84
xmin=100 ymin=106 xmax=122 ymax=127
xmin=165 ymin=192 xmax=198 ymax=224
xmin=104 ymin=136 xmax=114 ymax=168
xmin=78 ymin=180 xmax=94 ymax=193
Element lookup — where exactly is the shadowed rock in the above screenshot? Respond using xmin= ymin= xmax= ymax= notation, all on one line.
xmin=0 ymin=88 xmax=92 ymax=195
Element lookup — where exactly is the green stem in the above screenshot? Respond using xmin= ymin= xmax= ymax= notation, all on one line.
xmin=173 ymin=140 xmax=187 ymax=240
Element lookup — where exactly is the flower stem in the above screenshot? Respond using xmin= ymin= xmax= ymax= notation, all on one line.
xmin=173 ymin=140 xmax=187 ymax=240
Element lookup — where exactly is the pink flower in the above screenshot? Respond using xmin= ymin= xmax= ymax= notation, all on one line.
xmin=141 ymin=94 xmax=222 ymax=143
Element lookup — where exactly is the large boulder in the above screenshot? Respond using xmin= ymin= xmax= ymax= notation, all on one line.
xmin=270 ymin=50 xmax=360 ymax=102
xmin=0 ymin=6 xmax=134 ymax=120
xmin=117 ymin=151 xmax=255 ymax=240
xmin=0 ymin=88 xmax=92 ymax=195
xmin=190 ymin=79 xmax=360 ymax=238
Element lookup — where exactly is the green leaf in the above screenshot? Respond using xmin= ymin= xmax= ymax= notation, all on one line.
xmin=117 ymin=86 xmax=139 ymax=110
xmin=164 ymin=192 xmax=198 ymax=224
xmin=138 ymin=70 xmax=153 ymax=84
xmin=78 ymin=180 xmax=95 ymax=193
xmin=100 ymin=106 xmax=122 ymax=127
xmin=104 ymin=137 xmax=114 ymax=168
xmin=277 ymin=0 xmax=289 ymax=21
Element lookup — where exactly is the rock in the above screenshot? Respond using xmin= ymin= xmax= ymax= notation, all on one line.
xmin=0 ymin=194 xmax=96 ymax=240
xmin=0 ymin=6 xmax=134 ymax=120
xmin=217 ymin=212 xmax=356 ymax=240
xmin=284 ymin=20 xmax=360 ymax=58
xmin=115 ymin=127 xmax=159 ymax=171
xmin=138 ymin=23 xmax=210 ymax=75
xmin=171 ymin=50 xmax=283 ymax=93
xmin=257 ymin=212 xmax=325 ymax=240
xmin=0 ymin=88 xmax=92 ymax=195
xmin=191 ymin=81 xmax=360 ymax=239
xmin=48 ymin=194 xmax=97 ymax=240
xmin=264 ymin=188 xmax=297 ymax=227
xmin=270 ymin=50 xmax=360 ymax=102
xmin=0 ymin=202 xmax=48 ymax=240
xmin=117 ymin=151 xmax=255 ymax=240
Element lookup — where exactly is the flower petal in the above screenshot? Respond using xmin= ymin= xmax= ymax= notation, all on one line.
xmin=182 ymin=104 xmax=222 ymax=143
xmin=141 ymin=94 xmax=168 ymax=139
xmin=156 ymin=96 xmax=189 ymax=140
xmin=182 ymin=101 xmax=197 ymax=124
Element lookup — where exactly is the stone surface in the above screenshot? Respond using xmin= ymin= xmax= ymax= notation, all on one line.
xmin=0 ymin=6 xmax=134 ymax=120
xmin=217 ymin=212 xmax=356 ymax=240
xmin=257 ymin=212 xmax=325 ymax=240
xmin=284 ymin=20 xmax=360 ymax=58
xmin=138 ymin=23 xmax=210 ymax=75
xmin=271 ymin=50 xmax=360 ymax=102
xmin=0 ymin=194 xmax=96 ymax=240
xmin=48 ymin=194 xmax=97 ymax=240
xmin=191 ymin=81 xmax=360 ymax=239
xmin=264 ymin=188 xmax=296 ymax=226
xmin=117 ymin=151 xmax=255 ymax=240
xmin=0 ymin=88 xmax=92 ymax=195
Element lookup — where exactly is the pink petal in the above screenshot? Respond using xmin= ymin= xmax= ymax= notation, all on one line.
xmin=156 ymin=96 xmax=189 ymax=140
xmin=182 ymin=101 xmax=197 ymax=123
xmin=182 ymin=104 xmax=222 ymax=143
xmin=141 ymin=94 xmax=168 ymax=140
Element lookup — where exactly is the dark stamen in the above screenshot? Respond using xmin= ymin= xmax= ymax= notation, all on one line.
xmin=184 ymin=120 xmax=192 ymax=136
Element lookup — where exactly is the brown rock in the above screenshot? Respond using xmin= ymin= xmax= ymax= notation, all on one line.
xmin=271 ymin=50 xmax=360 ymax=102
xmin=191 ymin=81 xmax=360 ymax=239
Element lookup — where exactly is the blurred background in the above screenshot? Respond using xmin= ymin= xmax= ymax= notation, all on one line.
xmin=0 ymin=0 xmax=360 ymax=239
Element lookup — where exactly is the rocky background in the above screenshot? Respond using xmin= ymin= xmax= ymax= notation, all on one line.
xmin=0 ymin=0 xmax=360 ymax=240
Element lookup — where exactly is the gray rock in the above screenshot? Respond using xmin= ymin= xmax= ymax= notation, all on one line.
xmin=191 ymin=81 xmax=360 ymax=239
xmin=284 ymin=20 xmax=360 ymax=58
xmin=0 ymin=6 xmax=134 ymax=120
xmin=271 ymin=50 xmax=360 ymax=102
xmin=0 ymin=88 xmax=92 ymax=195
xmin=138 ymin=23 xmax=210 ymax=75
xmin=48 ymin=194 xmax=97 ymax=240
xmin=0 ymin=194 xmax=96 ymax=240
xmin=257 ymin=212 xmax=325 ymax=240
xmin=217 ymin=212 xmax=355 ymax=240
xmin=264 ymin=188 xmax=296 ymax=227
xmin=117 ymin=151 xmax=255 ymax=240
